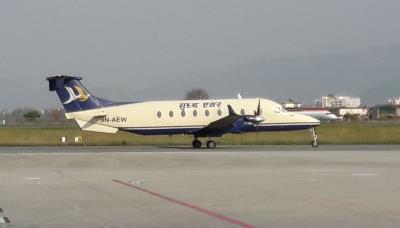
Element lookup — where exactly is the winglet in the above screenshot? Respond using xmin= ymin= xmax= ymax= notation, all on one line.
xmin=228 ymin=105 xmax=238 ymax=116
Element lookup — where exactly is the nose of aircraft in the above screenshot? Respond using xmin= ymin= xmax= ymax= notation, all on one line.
xmin=296 ymin=113 xmax=321 ymax=126
xmin=326 ymin=113 xmax=339 ymax=120
xmin=308 ymin=115 xmax=321 ymax=125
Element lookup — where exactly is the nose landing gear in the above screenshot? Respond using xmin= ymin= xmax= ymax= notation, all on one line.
xmin=311 ymin=127 xmax=319 ymax=148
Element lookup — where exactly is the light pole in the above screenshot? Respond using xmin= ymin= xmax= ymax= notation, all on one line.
xmin=2 ymin=111 xmax=5 ymax=125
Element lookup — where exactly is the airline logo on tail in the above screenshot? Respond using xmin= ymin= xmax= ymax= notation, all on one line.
xmin=63 ymin=86 xmax=91 ymax=104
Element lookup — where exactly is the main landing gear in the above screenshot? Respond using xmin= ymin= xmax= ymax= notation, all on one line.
xmin=192 ymin=138 xmax=217 ymax=149
xmin=192 ymin=139 xmax=202 ymax=149
xmin=206 ymin=140 xmax=217 ymax=149
xmin=311 ymin=127 xmax=319 ymax=148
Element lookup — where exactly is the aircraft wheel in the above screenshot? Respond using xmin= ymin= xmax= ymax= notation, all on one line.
xmin=192 ymin=140 xmax=202 ymax=149
xmin=311 ymin=140 xmax=319 ymax=148
xmin=206 ymin=140 xmax=217 ymax=149
xmin=311 ymin=127 xmax=319 ymax=148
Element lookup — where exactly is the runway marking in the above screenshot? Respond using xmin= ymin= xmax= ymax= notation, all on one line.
xmin=296 ymin=178 xmax=319 ymax=181
xmin=0 ymin=217 xmax=10 ymax=224
xmin=309 ymin=169 xmax=343 ymax=173
xmin=129 ymin=177 xmax=145 ymax=185
xmin=352 ymin=173 xmax=377 ymax=177
xmin=112 ymin=179 xmax=255 ymax=228
xmin=24 ymin=177 xmax=41 ymax=184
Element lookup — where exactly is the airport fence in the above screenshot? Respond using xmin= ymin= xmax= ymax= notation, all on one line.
xmin=0 ymin=122 xmax=400 ymax=146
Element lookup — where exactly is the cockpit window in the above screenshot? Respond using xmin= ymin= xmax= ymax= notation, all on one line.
xmin=274 ymin=106 xmax=287 ymax=114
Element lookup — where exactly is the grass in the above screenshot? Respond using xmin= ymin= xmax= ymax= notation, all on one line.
xmin=0 ymin=122 xmax=400 ymax=146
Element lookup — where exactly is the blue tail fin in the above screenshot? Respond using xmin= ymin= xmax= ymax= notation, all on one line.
xmin=47 ymin=75 xmax=104 ymax=113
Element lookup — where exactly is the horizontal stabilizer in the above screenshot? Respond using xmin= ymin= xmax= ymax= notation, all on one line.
xmin=75 ymin=119 xmax=118 ymax=134
xmin=65 ymin=109 xmax=107 ymax=120
xmin=85 ymin=109 xmax=108 ymax=118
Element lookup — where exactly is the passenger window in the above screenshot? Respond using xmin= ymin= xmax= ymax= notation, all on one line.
xmin=218 ymin=109 xmax=222 ymax=116
xmin=157 ymin=111 xmax=162 ymax=118
xmin=169 ymin=111 xmax=174 ymax=117
xmin=181 ymin=110 xmax=186 ymax=117
xmin=205 ymin=110 xmax=209 ymax=116
xmin=193 ymin=110 xmax=198 ymax=117
xmin=241 ymin=109 xmax=245 ymax=115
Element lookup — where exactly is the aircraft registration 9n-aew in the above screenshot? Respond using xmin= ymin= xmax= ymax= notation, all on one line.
xmin=47 ymin=75 xmax=321 ymax=148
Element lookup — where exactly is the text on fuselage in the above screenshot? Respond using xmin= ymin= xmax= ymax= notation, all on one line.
xmin=101 ymin=116 xmax=128 ymax=123
xmin=179 ymin=102 xmax=222 ymax=111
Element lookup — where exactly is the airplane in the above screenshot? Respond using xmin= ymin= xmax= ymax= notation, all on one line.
xmin=288 ymin=108 xmax=338 ymax=121
xmin=47 ymin=75 xmax=321 ymax=148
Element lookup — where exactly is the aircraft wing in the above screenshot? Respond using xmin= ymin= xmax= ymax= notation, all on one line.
xmin=193 ymin=105 xmax=242 ymax=137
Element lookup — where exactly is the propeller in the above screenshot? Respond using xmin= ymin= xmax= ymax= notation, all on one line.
xmin=254 ymin=99 xmax=263 ymax=132
xmin=243 ymin=99 xmax=264 ymax=132
xmin=228 ymin=100 xmax=264 ymax=133
xmin=254 ymin=99 xmax=262 ymax=116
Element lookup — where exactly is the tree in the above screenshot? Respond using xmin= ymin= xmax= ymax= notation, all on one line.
xmin=184 ymin=88 xmax=210 ymax=100
xmin=23 ymin=110 xmax=42 ymax=122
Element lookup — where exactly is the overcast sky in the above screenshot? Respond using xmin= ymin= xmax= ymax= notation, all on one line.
xmin=1 ymin=1 xmax=400 ymax=108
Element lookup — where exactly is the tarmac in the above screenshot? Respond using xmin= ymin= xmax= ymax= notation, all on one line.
xmin=0 ymin=145 xmax=400 ymax=227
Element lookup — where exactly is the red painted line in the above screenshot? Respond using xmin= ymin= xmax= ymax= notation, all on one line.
xmin=112 ymin=179 xmax=255 ymax=228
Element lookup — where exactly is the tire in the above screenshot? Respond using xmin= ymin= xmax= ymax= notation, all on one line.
xmin=192 ymin=140 xmax=202 ymax=149
xmin=311 ymin=140 xmax=320 ymax=148
xmin=206 ymin=140 xmax=217 ymax=149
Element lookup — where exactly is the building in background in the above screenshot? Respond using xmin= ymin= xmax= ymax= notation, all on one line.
xmin=318 ymin=95 xmax=361 ymax=108
xmin=331 ymin=107 xmax=368 ymax=117
xmin=314 ymin=100 xmax=322 ymax=107
xmin=388 ymin=97 xmax=400 ymax=105
xmin=368 ymin=104 xmax=400 ymax=120
xmin=281 ymin=99 xmax=303 ymax=109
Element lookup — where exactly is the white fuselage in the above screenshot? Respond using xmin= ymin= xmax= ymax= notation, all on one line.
xmin=289 ymin=110 xmax=338 ymax=121
xmin=65 ymin=98 xmax=320 ymax=136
